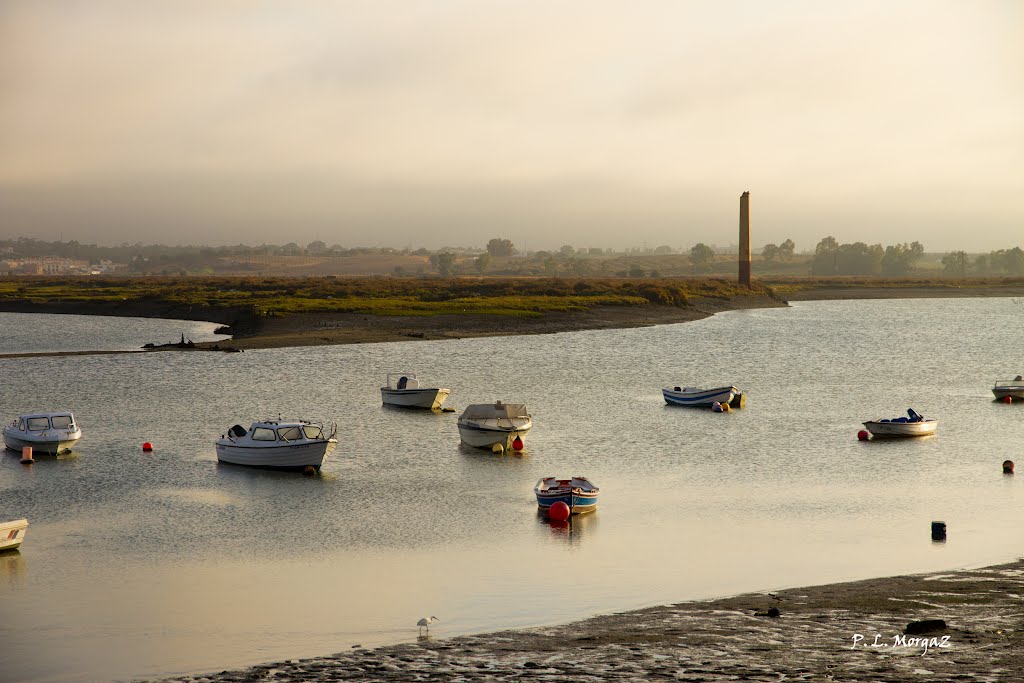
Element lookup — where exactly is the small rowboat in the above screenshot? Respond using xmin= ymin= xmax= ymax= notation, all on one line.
xmin=0 ymin=519 xmax=29 ymax=553
xmin=663 ymin=386 xmax=738 ymax=408
xmin=863 ymin=409 xmax=937 ymax=438
xmin=534 ymin=476 xmax=600 ymax=514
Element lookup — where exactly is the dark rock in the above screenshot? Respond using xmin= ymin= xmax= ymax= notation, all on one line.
xmin=905 ymin=619 xmax=946 ymax=634
xmin=523 ymin=661 xmax=543 ymax=669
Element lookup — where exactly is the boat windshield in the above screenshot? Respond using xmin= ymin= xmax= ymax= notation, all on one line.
xmin=302 ymin=425 xmax=324 ymax=439
xmin=27 ymin=417 xmax=49 ymax=431
xmin=251 ymin=427 xmax=277 ymax=441
xmin=50 ymin=415 xmax=73 ymax=429
xmin=277 ymin=426 xmax=303 ymax=441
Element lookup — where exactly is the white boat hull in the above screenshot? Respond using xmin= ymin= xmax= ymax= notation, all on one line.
xmin=0 ymin=519 xmax=28 ymax=553
xmin=457 ymin=423 xmax=531 ymax=449
xmin=215 ymin=439 xmax=337 ymax=470
xmin=381 ymin=388 xmax=450 ymax=409
xmin=863 ymin=420 xmax=937 ymax=438
xmin=3 ymin=430 xmax=81 ymax=455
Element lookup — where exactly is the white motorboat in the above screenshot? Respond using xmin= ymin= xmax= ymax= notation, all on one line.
xmin=215 ymin=420 xmax=338 ymax=470
xmin=662 ymin=385 xmax=738 ymax=407
xmin=457 ymin=401 xmax=532 ymax=450
xmin=863 ymin=409 xmax=937 ymax=438
xmin=3 ymin=412 xmax=82 ymax=455
xmin=381 ymin=373 xmax=450 ymax=409
xmin=0 ymin=519 xmax=28 ymax=553
xmin=993 ymin=376 xmax=1024 ymax=401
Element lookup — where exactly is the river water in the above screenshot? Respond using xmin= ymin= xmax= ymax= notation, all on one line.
xmin=2 ymin=299 xmax=1024 ymax=682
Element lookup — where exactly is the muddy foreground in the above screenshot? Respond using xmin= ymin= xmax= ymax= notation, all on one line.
xmin=152 ymin=559 xmax=1024 ymax=682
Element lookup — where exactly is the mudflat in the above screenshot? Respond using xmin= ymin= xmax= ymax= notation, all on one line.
xmin=151 ymin=559 xmax=1024 ymax=682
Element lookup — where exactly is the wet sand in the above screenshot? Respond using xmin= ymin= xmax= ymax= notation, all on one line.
xmin=152 ymin=559 xmax=1024 ymax=682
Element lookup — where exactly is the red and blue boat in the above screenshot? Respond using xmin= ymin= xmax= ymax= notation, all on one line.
xmin=534 ymin=476 xmax=600 ymax=514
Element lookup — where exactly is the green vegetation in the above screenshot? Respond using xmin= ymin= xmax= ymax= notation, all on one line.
xmin=0 ymin=276 xmax=776 ymax=319
xmin=764 ymin=276 xmax=1024 ymax=296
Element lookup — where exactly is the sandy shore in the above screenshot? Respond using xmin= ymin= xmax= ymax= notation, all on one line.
xmin=150 ymin=559 xmax=1024 ymax=682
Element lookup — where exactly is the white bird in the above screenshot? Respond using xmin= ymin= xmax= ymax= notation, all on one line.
xmin=417 ymin=616 xmax=439 ymax=634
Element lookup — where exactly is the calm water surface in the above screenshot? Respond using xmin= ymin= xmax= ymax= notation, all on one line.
xmin=0 ymin=312 xmax=229 ymax=354
xmin=2 ymin=299 xmax=1024 ymax=682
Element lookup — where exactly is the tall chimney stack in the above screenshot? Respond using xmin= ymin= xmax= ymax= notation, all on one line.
xmin=738 ymin=191 xmax=751 ymax=287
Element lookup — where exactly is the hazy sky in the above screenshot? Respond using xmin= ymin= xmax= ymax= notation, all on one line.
xmin=1 ymin=1 xmax=1021 ymax=251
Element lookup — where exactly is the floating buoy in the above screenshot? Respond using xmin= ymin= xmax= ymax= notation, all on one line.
xmin=1003 ymin=460 xmax=1015 ymax=474
xmin=857 ymin=430 xmax=869 ymax=441
xmin=20 ymin=446 xmax=33 ymax=464
xmin=931 ymin=521 xmax=946 ymax=541
xmin=491 ymin=442 xmax=504 ymax=454
xmin=1003 ymin=396 xmax=1013 ymax=404
xmin=142 ymin=442 xmax=153 ymax=452
xmin=548 ymin=501 xmax=571 ymax=522
xmin=720 ymin=403 xmax=731 ymax=412
xmin=711 ymin=402 xmax=723 ymax=412
xmin=512 ymin=436 xmax=524 ymax=451
xmin=303 ymin=465 xmax=317 ymax=475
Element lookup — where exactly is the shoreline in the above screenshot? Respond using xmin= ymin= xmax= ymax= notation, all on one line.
xmin=153 ymin=557 xmax=1024 ymax=682
xmin=4 ymin=284 xmax=1024 ymax=359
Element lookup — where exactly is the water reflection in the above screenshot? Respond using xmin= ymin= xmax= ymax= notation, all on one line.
xmin=0 ymin=552 xmax=27 ymax=585
xmin=535 ymin=509 xmax=598 ymax=545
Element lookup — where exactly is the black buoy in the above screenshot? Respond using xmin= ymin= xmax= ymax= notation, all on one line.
xmin=931 ymin=521 xmax=947 ymax=541
xmin=1003 ymin=460 xmax=1015 ymax=474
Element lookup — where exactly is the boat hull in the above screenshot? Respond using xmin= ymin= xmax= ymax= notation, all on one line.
xmin=3 ymin=430 xmax=81 ymax=455
xmin=0 ymin=519 xmax=28 ymax=553
xmin=381 ymin=388 xmax=450 ymax=409
xmin=457 ymin=423 xmax=531 ymax=449
xmin=993 ymin=387 xmax=1024 ymax=400
xmin=215 ymin=439 xmax=337 ymax=470
xmin=663 ymin=386 xmax=737 ymax=407
xmin=863 ymin=420 xmax=937 ymax=438
xmin=535 ymin=492 xmax=599 ymax=513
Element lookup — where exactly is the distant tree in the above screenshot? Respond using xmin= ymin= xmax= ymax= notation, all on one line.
xmin=430 ymin=251 xmax=456 ymax=276
xmin=568 ymin=258 xmax=592 ymax=276
xmin=811 ymin=236 xmax=840 ymax=275
xmin=306 ymin=240 xmax=327 ymax=254
xmin=973 ymin=254 xmax=991 ymax=274
xmin=761 ymin=243 xmax=779 ymax=261
xmin=543 ymin=255 xmax=558 ymax=275
xmin=486 ymin=238 xmax=517 ymax=257
xmin=779 ymin=239 xmax=795 ymax=259
xmin=690 ymin=243 xmax=715 ymax=272
xmin=836 ymin=242 xmax=883 ymax=276
xmin=941 ymin=251 xmax=968 ymax=276
xmin=559 ymin=244 xmax=575 ymax=257
xmin=1004 ymin=247 xmax=1024 ymax=275
xmin=475 ymin=252 xmax=491 ymax=274
xmin=653 ymin=245 xmax=673 ymax=254
xmin=628 ymin=265 xmax=646 ymax=277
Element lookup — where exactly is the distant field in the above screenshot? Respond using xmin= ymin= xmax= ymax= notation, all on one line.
xmin=0 ymin=275 xmax=777 ymax=319
xmin=763 ymin=276 xmax=1024 ymax=295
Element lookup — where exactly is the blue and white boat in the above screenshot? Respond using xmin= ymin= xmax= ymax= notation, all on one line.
xmin=534 ymin=476 xmax=600 ymax=514
xmin=662 ymin=385 xmax=738 ymax=407
xmin=863 ymin=408 xmax=937 ymax=438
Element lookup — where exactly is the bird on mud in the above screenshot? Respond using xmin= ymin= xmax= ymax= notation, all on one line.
xmin=417 ymin=616 xmax=439 ymax=634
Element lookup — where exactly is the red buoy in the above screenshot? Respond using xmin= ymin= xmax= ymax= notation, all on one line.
xmin=1003 ymin=460 xmax=1015 ymax=474
xmin=857 ymin=430 xmax=869 ymax=441
xmin=1003 ymin=396 xmax=1014 ymax=404
xmin=142 ymin=442 xmax=153 ymax=452
xmin=512 ymin=436 xmax=524 ymax=451
xmin=548 ymin=501 xmax=571 ymax=522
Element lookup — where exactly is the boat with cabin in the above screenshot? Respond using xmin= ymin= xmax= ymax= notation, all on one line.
xmin=380 ymin=373 xmax=450 ymax=409
xmin=3 ymin=412 xmax=82 ymax=455
xmin=457 ymin=401 xmax=532 ymax=449
xmin=534 ymin=476 xmax=600 ymax=514
xmin=215 ymin=419 xmax=338 ymax=470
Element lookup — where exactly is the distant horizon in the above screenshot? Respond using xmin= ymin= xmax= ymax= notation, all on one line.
xmin=3 ymin=2 xmax=1021 ymax=251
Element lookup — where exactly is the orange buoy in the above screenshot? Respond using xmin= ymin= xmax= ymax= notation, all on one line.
xmin=20 ymin=446 xmax=33 ymax=464
xmin=1003 ymin=460 xmax=1014 ymax=474
xmin=857 ymin=430 xmax=869 ymax=441
xmin=512 ymin=436 xmax=524 ymax=451
xmin=142 ymin=442 xmax=153 ymax=452
xmin=548 ymin=501 xmax=571 ymax=522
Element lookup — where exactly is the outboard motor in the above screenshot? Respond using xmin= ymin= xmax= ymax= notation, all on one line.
xmin=907 ymin=408 xmax=923 ymax=422
xmin=229 ymin=424 xmax=247 ymax=438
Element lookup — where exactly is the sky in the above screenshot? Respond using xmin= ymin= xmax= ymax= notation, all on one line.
xmin=1 ymin=0 xmax=1021 ymax=252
